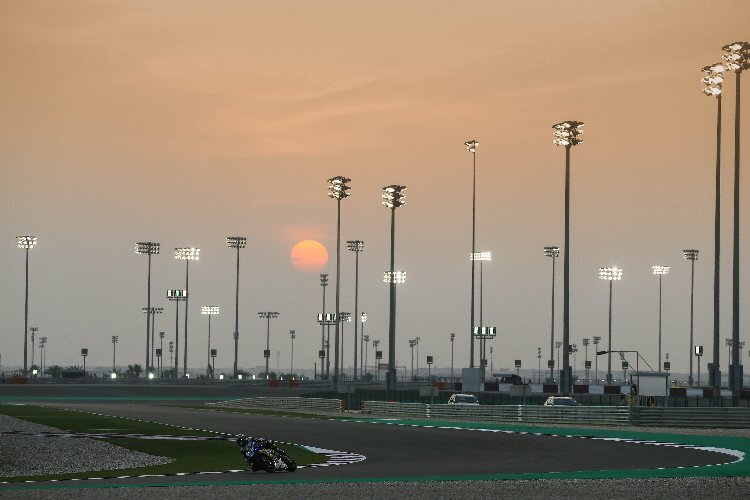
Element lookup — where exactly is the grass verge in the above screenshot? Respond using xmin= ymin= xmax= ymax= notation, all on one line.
xmin=0 ymin=403 xmax=323 ymax=483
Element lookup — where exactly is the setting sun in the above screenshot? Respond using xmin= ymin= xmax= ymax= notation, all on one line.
xmin=290 ymin=240 xmax=329 ymax=272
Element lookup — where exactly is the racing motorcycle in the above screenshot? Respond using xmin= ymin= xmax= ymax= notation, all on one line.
xmin=236 ymin=434 xmax=297 ymax=473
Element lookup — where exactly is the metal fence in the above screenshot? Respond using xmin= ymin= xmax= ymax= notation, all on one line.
xmin=209 ymin=396 xmax=343 ymax=414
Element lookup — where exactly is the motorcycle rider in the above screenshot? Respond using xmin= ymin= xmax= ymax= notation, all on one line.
xmin=236 ymin=434 xmax=295 ymax=472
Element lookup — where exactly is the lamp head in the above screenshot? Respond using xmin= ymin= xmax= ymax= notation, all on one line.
xmin=226 ymin=236 xmax=247 ymax=249
xmin=464 ymin=139 xmax=479 ymax=153
xmin=544 ymin=246 xmax=560 ymax=258
xmin=552 ymin=121 xmax=584 ymax=147
xmin=599 ymin=267 xmax=623 ymax=280
xmin=174 ymin=247 xmax=200 ymax=260
xmin=327 ymin=176 xmax=351 ymax=200
xmin=382 ymin=185 xmax=407 ymax=209
xmin=17 ymin=236 xmax=37 ymax=249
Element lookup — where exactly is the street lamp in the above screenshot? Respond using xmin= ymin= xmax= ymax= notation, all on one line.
xmin=695 ymin=345 xmax=704 ymax=386
xmin=471 ymin=251 xmax=492 ymax=377
xmin=537 ymin=347 xmax=542 ymax=383
xmin=201 ymin=306 xmax=220 ymax=378
xmin=328 ymin=176 xmax=351 ymax=390
xmin=158 ymin=331 xmax=165 ymax=378
xmin=111 ymin=335 xmax=118 ymax=374
xmin=81 ymin=348 xmax=88 ymax=377
xmin=258 ymin=311 xmax=279 ymax=375
xmin=592 ymin=336 xmax=602 ymax=384
xmin=372 ymin=339 xmax=381 ymax=381
xmin=136 ymin=242 xmax=160 ymax=374
xmin=582 ymin=337 xmax=590 ymax=382
xmin=409 ymin=338 xmax=416 ymax=381
xmin=289 ymin=330 xmax=296 ymax=377
xmin=383 ymin=184 xmax=407 ymax=391
xmin=174 ymin=247 xmax=199 ymax=378
xmin=465 ymin=139 xmax=479 ymax=369
xmin=722 ymin=41 xmax=749 ymax=405
xmin=29 ymin=327 xmax=38 ymax=372
xmin=553 ymin=120 xmax=584 ymax=394
xmin=169 ymin=340 xmax=174 ymax=372
xmin=450 ymin=333 xmax=456 ymax=383
xmin=555 ymin=340 xmax=562 ymax=380
xmin=142 ymin=306 xmax=163 ymax=374
xmin=702 ymin=62 xmax=725 ymax=389
xmin=226 ymin=236 xmax=246 ymax=378
xmin=347 ymin=240 xmax=364 ymax=380
xmin=360 ymin=312 xmax=367 ymax=380
xmin=167 ymin=289 xmax=187 ymax=377
xmin=339 ymin=312 xmax=351 ymax=378
xmin=544 ymin=246 xmax=560 ymax=381
xmin=652 ymin=265 xmax=670 ymax=372
xmin=38 ymin=336 xmax=47 ymax=377
xmin=319 ymin=274 xmax=329 ymax=378
xmin=17 ymin=235 xmax=37 ymax=373
xmin=363 ymin=334 xmax=370 ymax=379
xmin=599 ymin=266 xmax=623 ymax=385
xmin=683 ymin=249 xmax=699 ymax=387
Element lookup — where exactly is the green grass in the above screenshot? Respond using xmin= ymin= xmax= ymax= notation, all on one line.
xmin=0 ymin=404 xmax=324 ymax=483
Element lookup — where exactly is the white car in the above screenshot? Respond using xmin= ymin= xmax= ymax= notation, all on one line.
xmin=543 ymin=396 xmax=579 ymax=407
xmin=447 ymin=393 xmax=479 ymax=405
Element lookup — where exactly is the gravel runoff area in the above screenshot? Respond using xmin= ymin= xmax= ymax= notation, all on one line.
xmin=1 ymin=413 xmax=750 ymax=499
xmin=0 ymin=414 xmax=173 ymax=478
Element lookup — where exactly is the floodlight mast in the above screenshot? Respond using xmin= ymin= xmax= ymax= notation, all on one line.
xmin=226 ymin=236 xmax=246 ymax=378
xmin=328 ymin=176 xmax=351 ymax=391
xmin=136 ymin=242 xmax=160 ymax=374
xmin=347 ymin=240 xmax=364 ymax=380
xmin=202 ymin=305 xmax=220 ymax=378
xmin=722 ymin=41 xmax=749 ymax=405
xmin=552 ymin=120 xmax=584 ymax=393
xmin=683 ymin=249 xmax=699 ymax=386
xmin=599 ymin=266 xmax=622 ymax=385
xmin=465 ymin=139 xmax=479 ymax=369
xmin=471 ymin=251 xmax=492 ymax=376
xmin=544 ymin=246 xmax=560 ymax=381
xmin=702 ymin=62 xmax=725 ymax=389
xmin=174 ymin=247 xmax=200 ymax=377
xmin=383 ymin=184 xmax=407 ymax=391
xmin=17 ymin=236 xmax=37 ymax=373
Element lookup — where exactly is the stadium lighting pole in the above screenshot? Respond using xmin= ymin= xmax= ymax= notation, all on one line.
xmin=174 ymin=247 xmax=199 ymax=377
xmin=383 ymin=184 xmax=407 ymax=390
xmin=167 ymin=289 xmax=186 ymax=377
xmin=339 ymin=312 xmax=351 ymax=378
xmin=702 ymin=62 xmax=725 ymax=388
xmin=599 ymin=266 xmax=623 ymax=385
xmin=158 ymin=331 xmax=165 ymax=378
xmin=258 ymin=312 xmax=279 ymax=375
xmin=465 ymin=139 xmax=479 ymax=369
xmin=722 ymin=41 xmax=749 ymax=405
xmin=363 ymin=334 xmax=370 ymax=378
xmin=142 ymin=307 xmax=163 ymax=374
xmin=683 ymin=249 xmax=699 ymax=387
xmin=347 ymin=240 xmax=364 ymax=380
xmin=17 ymin=236 xmax=37 ymax=374
xmin=136 ymin=242 xmax=160 ymax=375
xmin=471 ymin=251 xmax=491 ymax=376
xmin=372 ymin=339 xmax=380 ymax=381
xmin=328 ymin=176 xmax=351 ymax=390
xmin=29 ymin=326 xmax=38 ymax=372
xmin=409 ymin=339 xmax=416 ymax=381
xmin=652 ymin=266 xmax=670 ymax=372
xmin=552 ymin=120 xmax=584 ymax=394
xmin=582 ymin=338 xmax=590 ymax=382
xmin=226 ymin=236 xmax=246 ymax=378
xmin=201 ymin=306 xmax=219 ymax=378
xmin=39 ymin=336 xmax=47 ymax=377
xmin=111 ymin=335 xmax=118 ymax=373
xmin=544 ymin=246 xmax=560 ymax=381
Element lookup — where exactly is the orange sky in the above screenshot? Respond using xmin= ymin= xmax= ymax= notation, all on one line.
xmin=1 ymin=1 xmax=749 ymax=379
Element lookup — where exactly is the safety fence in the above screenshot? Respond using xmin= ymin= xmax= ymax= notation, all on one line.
xmin=629 ymin=406 xmax=750 ymax=428
xmin=208 ymin=396 xmax=343 ymax=414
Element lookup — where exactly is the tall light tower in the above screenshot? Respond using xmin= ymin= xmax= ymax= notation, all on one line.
xmin=142 ymin=306 xmax=163 ymax=373
xmin=174 ymin=247 xmax=199 ymax=377
xmin=347 ymin=240 xmax=364 ymax=380
xmin=544 ymin=246 xmax=560 ymax=381
xmin=226 ymin=236 xmax=246 ymax=378
xmin=167 ymin=289 xmax=186 ymax=377
xmin=328 ymin=176 xmax=351 ymax=390
xmin=363 ymin=334 xmax=370 ymax=378
xmin=652 ymin=266 xmax=670 ymax=372
xmin=339 ymin=312 xmax=352 ymax=377
xmin=319 ymin=274 xmax=329 ymax=378
xmin=582 ymin=338 xmax=590 ymax=382
xmin=111 ymin=335 xmax=118 ymax=373
xmin=258 ymin=311 xmax=279 ymax=375
xmin=409 ymin=338 xmax=416 ymax=381
xmin=201 ymin=306 xmax=220 ymax=378
xmin=552 ymin=120 xmax=584 ymax=394
xmin=702 ymin=62 xmax=725 ymax=389
xmin=471 ymin=251 xmax=491 ymax=376
xmin=450 ymin=333 xmax=455 ymax=382
xmin=599 ymin=266 xmax=622 ymax=385
xmin=383 ymin=184 xmax=407 ymax=390
xmin=18 ymin=235 xmax=37 ymax=373
xmin=39 ymin=336 xmax=47 ymax=377
xmin=683 ymin=249 xmax=699 ymax=387
xmin=722 ymin=41 xmax=749 ymax=405
xmin=136 ymin=242 xmax=160 ymax=374
xmin=465 ymin=139 xmax=479 ymax=369
xmin=592 ymin=336 xmax=602 ymax=384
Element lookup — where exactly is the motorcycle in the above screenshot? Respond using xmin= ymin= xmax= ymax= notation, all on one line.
xmin=236 ymin=435 xmax=297 ymax=473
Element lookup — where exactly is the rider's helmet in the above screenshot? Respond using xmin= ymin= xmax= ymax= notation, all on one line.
xmin=236 ymin=434 xmax=249 ymax=447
